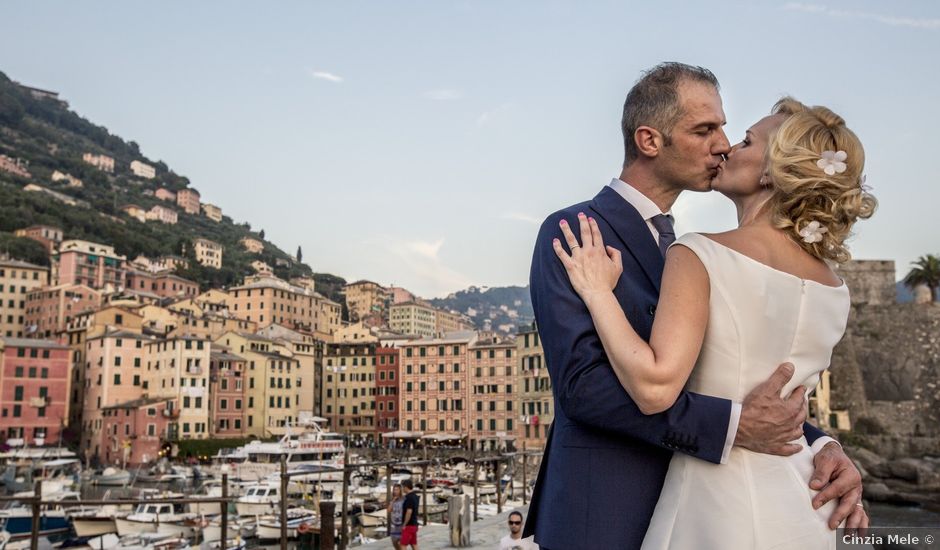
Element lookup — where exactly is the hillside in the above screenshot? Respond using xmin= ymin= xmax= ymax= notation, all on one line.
xmin=0 ymin=70 xmax=346 ymax=306
xmin=431 ymin=285 xmax=534 ymax=333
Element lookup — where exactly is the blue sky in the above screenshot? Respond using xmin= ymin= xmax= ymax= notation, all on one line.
xmin=2 ymin=1 xmax=938 ymax=297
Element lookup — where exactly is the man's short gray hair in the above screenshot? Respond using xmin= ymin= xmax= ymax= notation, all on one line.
xmin=621 ymin=62 xmax=719 ymax=165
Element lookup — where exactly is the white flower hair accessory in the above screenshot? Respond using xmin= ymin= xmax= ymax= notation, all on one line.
xmin=817 ymin=150 xmax=847 ymax=176
xmin=799 ymin=220 xmax=828 ymax=244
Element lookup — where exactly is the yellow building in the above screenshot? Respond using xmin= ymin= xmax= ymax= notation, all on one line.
xmin=322 ymin=342 xmax=376 ymax=437
xmin=255 ymin=324 xmax=322 ymax=416
xmin=334 ymin=321 xmax=378 ymax=343
xmin=201 ymin=203 xmax=222 ymax=223
xmin=0 ymin=257 xmax=49 ymax=338
xmin=389 ymin=301 xmax=437 ymax=337
xmin=192 ymin=238 xmax=223 ymax=269
xmin=143 ymin=336 xmax=212 ymax=440
xmin=435 ymin=308 xmax=475 ymax=334
xmin=229 ymin=276 xmax=341 ymax=338
xmin=344 ymin=280 xmax=388 ymax=323
xmin=214 ymin=331 xmax=301 ymax=437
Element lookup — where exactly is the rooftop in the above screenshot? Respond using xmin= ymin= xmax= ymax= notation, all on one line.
xmin=0 ymin=337 xmax=69 ymax=350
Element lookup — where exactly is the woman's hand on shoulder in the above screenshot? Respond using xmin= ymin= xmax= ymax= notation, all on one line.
xmin=552 ymin=212 xmax=623 ymax=305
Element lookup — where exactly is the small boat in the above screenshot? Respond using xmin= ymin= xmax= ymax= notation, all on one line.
xmin=69 ymin=504 xmax=129 ymax=537
xmin=234 ymin=482 xmax=283 ymax=517
xmin=255 ymin=508 xmax=318 ymax=540
xmin=202 ymin=517 xmax=256 ymax=543
xmin=114 ymin=501 xmax=196 ymax=538
xmin=0 ymin=506 xmax=71 ymax=540
xmin=94 ymin=467 xmax=132 ymax=487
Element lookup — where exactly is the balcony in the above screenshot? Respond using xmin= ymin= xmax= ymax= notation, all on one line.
xmin=162 ymin=409 xmax=180 ymax=419
xmin=187 ymin=366 xmax=202 ymax=375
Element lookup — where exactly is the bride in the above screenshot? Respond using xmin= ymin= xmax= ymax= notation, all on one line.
xmin=552 ymin=97 xmax=876 ymax=549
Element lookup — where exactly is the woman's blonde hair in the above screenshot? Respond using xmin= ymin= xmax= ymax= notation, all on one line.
xmin=766 ymin=97 xmax=877 ymax=263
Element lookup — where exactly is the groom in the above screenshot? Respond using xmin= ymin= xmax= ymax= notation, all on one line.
xmin=524 ymin=63 xmax=866 ymax=549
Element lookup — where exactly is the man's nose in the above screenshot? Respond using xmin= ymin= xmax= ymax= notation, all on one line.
xmin=713 ymin=129 xmax=731 ymax=155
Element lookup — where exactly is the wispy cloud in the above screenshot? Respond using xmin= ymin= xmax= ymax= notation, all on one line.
xmin=476 ymin=103 xmax=512 ymax=127
xmin=422 ymin=89 xmax=462 ymax=101
xmin=366 ymin=236 xmax=474 ymax=298
xmin=783 ymin=3 xmax=940 ymax=30
xmin=501 ymin=212 xmax=542 ymax=226
xmin=308 ymin=70 xmax=344 ymax=83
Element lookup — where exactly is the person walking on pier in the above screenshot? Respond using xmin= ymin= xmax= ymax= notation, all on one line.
xmin=388 ymin=483 xmax=405 ymax=549
xmin=400 ymin=478 xmax=420 ymax=549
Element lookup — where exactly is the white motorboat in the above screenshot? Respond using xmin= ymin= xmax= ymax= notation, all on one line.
xmin=114 ymin=501 xmax=197 ymax=538
xmin=93 ymin=467 xmax=132 ymax=486
xmin=69 ymin=504 xmax=126 ymax=537
xmin=233 ymin=482 xmax=281 ymax=517
xmin=255 ymin=508 xmax=318 ymax=540
xmin=214 ymin=418 xmax=345 ymax=482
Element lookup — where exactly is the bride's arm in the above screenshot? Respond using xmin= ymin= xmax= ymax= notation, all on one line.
xmin=554 ymin=214 xmax=709 ymax=415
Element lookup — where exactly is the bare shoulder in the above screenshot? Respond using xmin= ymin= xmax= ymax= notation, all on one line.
xmin=696 ymin=228 xmax=772 ymax=262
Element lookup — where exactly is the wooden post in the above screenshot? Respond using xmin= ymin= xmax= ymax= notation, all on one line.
xmin=30 ymin=480 xmax=42 ymax=550
xmin=319 ymin=500 xmax=336 ymax=550
xmin=340 ymin=447 xmax=350 ymax=550
xmin=421 ymin=462 xmax=428 ymax=526
xmin=472 ymin=459 xmax=479 ymax=521
xmin=221 ymin=473 xmax=229 ymax=546
xmin=280 ymin=455 xmax=289 ymax=550
xmin=495 ymin=458 xmax=502 ymax=515
xmin=522 ymin=442 xmax=528 ymax=505
xmin=385 ymin=464 xmax=393 ymax=530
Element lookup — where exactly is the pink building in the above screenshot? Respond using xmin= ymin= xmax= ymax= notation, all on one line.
xmin=82 ymin=330 xmax=154 ymax=462
xmin=375 ymin=345 xmax=400 ymax=433
xmin=56 ymin=240 xmax=127 ymax=290
xmin=468 ymin=337 xmax=517 ymax=450
xmin=125 ymin=269 xmax=198 ymax=300
xmin=389 ymin=286 xmax=416 ymax=305
xmin=209 ymin=350 xmax=246 ymax=437
xmin=155 ymin=188 xmax=177 ymax=202
xmin=176 ymin=188 xmax=201 ymax=215
xmin=100 ymin=396 xmax=175 ymax=466
xmin=25 ymin=284 xmax=102 ymax=339
xmin=0 ymin=337 xmax=70 ymax=446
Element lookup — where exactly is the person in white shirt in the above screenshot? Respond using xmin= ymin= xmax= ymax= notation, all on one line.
xmin=499 ymin=511 xmax=538 ymax=550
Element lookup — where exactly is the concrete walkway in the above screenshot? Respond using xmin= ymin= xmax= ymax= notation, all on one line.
xmin=359 ymin=504 xmax=532 ymax=549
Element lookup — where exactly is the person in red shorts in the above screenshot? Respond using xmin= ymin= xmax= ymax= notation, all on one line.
xmin=400 ymin=478 xmax=420 ymax=549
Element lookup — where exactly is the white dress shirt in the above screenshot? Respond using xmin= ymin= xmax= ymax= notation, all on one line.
xmin=607 ymin=178 xmax=835 ymax=462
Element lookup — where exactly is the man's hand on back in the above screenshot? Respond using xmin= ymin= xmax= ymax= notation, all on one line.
xmin=734 ymin=363 xmax=807 ymax=455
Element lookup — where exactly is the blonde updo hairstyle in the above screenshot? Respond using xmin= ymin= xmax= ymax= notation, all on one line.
xmin=765 ymin=97 xmax=877 ymax=263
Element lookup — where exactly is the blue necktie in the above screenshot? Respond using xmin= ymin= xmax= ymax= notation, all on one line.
xmin=651 ymin=214 xmax=675 ymax=257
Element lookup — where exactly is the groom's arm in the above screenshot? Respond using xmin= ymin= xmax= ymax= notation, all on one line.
xmin=531 ymin=214 xmax=732 ymax=464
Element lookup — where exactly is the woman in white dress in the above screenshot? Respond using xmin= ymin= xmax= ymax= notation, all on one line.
xmin=552 ymin=97 xmax=876 ymax=549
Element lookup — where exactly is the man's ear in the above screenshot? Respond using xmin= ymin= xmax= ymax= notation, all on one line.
xmin=635 ymin=126 xmax=663 ymax=159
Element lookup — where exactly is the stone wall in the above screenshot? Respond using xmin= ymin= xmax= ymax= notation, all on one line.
xmin=829 ymin=302 xmax=940 ymax=439
xmin=836 ymin=260 xmax=897 ymax=306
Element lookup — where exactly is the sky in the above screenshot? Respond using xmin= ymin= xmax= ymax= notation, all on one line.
xmin=2 ymin=1 xmax=938 ymax=297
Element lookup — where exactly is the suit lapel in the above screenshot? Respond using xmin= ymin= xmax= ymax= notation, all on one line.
xmin=589 ymin=186 xmax=664 ymax=292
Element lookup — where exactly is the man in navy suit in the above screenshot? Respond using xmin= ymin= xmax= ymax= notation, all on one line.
xmin=524 ymin=63 xmax=866 ymax=549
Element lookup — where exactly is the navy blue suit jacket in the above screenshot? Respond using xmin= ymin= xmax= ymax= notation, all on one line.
xmin=523 ymin=186 xmax=828 ymax=549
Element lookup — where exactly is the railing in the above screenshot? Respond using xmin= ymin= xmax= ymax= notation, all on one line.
xmin=1 ymin=444 xmax=543 ymax=550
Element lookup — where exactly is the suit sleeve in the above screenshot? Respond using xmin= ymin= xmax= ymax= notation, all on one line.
xmin=531 ymin=214 xmax=733 ymax=464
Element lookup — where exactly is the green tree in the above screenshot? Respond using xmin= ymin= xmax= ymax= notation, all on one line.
xmin=259 ymin=229 xmax=265 ymax=240
xmin=296 ymin=245 xmax=302 ymax=263
xmin=904 ymin=254 xmax=940 ymax=302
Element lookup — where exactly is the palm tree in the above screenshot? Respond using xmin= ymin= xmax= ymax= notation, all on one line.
xmin=904 ymin=254 xmax=940 ymax=302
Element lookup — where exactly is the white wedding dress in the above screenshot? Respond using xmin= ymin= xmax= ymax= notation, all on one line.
xmin=641 ymin=233 xmax=851 ymax=550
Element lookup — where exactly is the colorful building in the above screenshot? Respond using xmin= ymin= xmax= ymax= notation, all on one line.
xmin=176 ymin=188 xmax=201 ymax=215
xmin=0 ymin=257 xmax=49 ymax=338
xmin=209 ymin=349 xmax=247 ymax=437
xmin=398 ymin=334 xmax=474 ymax=438
xmin=55 ymin=240 xmax=127 ymax=290
xmin=322 ymin=342 xmax=376 ymax=437
xmin=25 ymin=284 xmax=102 ymax=339
xmin=517 ymin=323 xmax=551 ymax=450
xmin=375 ymin=345 xmax=400 ymax=433
xmin=0 ymin=337 xmax=70 ymax=446
xmin=100 ymin=396 xmax=175 ymax=466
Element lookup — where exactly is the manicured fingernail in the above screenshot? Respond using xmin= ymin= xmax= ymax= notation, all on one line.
xmin=553 ymin=239 xmax=559 ymax=244
xmin=578 ymin=212 xmax=585 ymax=217
xmin=588 ymin=217 xmax=595 ymax=222
xmin=560 ymin=220 xmax=567 ymax=226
